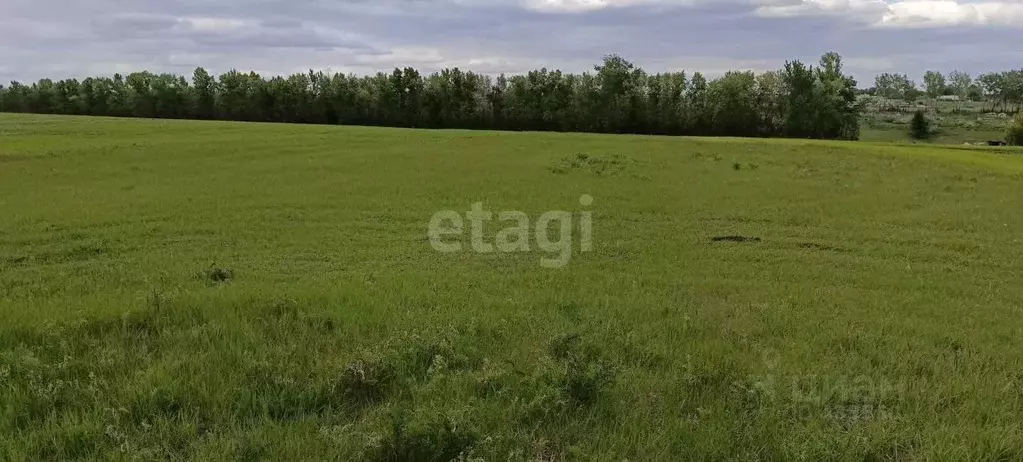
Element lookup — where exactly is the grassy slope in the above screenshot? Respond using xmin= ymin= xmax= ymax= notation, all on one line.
xmin=860 ymin=109 xmax=1013 ymax=145
xmin=860 ymin=127 xmax=1009 ymax=144
xmin=2 ymin=114 xmax=1023 ymax=459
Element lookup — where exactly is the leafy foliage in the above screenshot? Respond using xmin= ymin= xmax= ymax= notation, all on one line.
xmin=923 ymin=71 xmax=947 ymax=100
xmin=0 ymin=53 xmax=863 ymax=140
xmin=780 ymin=53 xmax=862 ymax=140
xmin=1008 ymin=113 xmax=1023 ymax=146
xmin=873 ymin=73 xmax=919 ymax=110
xmin=910 ymin=110 xmax=933 ymax=140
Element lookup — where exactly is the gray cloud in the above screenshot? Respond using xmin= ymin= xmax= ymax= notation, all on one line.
xmin=1 ymin=0 xmax=1019 ymax=86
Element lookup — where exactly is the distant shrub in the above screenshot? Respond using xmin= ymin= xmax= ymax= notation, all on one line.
xmin=909 ymin=110 xmax=932 ymax=140
xmin=550 ymin=153 xmax=629 ymax=176
xmin=1007 ymin=114 xmax=1023 ymax=146
xmin=196 ymin=265 xmax=233 ymax=284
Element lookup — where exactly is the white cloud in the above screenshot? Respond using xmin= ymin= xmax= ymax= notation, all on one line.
xmin=524 ymin=0 xmax=698 ymax=12
xmin=1 ymin=0 xmax=1021 ymax=85
xmin=754 ymin=0 xmax=888 ymax=19
xmin=754 ymin=0 xmax=1023 ymax=27
xmin=184 ymin=17 xmax=248 ymax=32
xmin=880 ymin=1 xmax=1023 ymax=27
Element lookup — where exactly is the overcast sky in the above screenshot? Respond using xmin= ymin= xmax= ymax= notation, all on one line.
xmin=1 ymin=0 xmax=1020 ymax=86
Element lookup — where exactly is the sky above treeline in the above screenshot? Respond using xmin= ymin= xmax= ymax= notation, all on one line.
xmin=2 ymin=0 xmax=1021 ymax=86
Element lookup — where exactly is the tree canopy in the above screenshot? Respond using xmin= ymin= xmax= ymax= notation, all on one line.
xmin=0 ymin=53 xmax=864 ymax=140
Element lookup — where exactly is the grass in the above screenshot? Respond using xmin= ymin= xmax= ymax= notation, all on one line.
xmin=861 ymin=109 xmax=1013 ymax=145
xmin=2 ymin=113 xmax=1023 ymax=459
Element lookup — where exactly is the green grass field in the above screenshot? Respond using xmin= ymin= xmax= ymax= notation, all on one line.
xmin=2 ymin=113 xmax=1023 ymax=460
xmin=860 ymin=109 xmax=1014 ymax=145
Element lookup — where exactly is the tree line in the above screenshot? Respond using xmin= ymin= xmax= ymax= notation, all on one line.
xmin=0 ymin=53 xmax=862 ymax=140
xmin=868 ymin=69 xmax=1023 ymax=112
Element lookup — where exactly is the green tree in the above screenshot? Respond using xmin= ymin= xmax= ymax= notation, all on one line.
xmin=755 ymin=71 xmax=783 ymax=135
xmin=910 ymin=110 xmax=932 ymax=140
xmin=0 ymin=53 xmax=875 ymax=140
xmin=978 ymin=72 xmax=1008 ymax=111
xmin=873 ymin=73 xmax=895 ymax=110
xmin=813 ymin=52 xmax=861 ymax=140
xmin=191 ymin=67 xmax=217 ymax=119
xmin=686 ymin=71 xmax=709 ymax=134
xmin=1007 ymin=113 xmax=1023 ymax=146
xmin=947 ymin=70 xmax=972 ymax=111
xmin=29 ymin=79 xmax=57 ymax=113
xmin=151 ymin=74 xmax=189 ymax=119
xmin=2 ymin=82 xmax=21 ymax=112
xmin=923 ymin=71 xmax=946 ymax=100
xmin=109 ymin=74 xmax=129 ymax=116
xmin=126 ymin=72 xmax=156 ymax=118
xmin=1004 ymin=70 xmax=1023 ymax=112
xmin=782 ymin=60 xmax=818 ymax=137
xmin=594 ymin=54 xmax=645 ymax=133
xmin=706 ymin=71 xmax=758 ymax=136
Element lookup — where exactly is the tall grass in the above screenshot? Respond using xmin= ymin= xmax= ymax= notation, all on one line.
xmin=2 ymin=114 xmax=1023 ymax=459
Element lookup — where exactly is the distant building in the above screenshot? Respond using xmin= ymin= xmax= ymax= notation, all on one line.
xmin=937 ymin=95 xmax=960 ymax=102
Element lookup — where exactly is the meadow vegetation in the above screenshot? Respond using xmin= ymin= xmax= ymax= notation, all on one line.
xmin=2 ymin=114 xmax=1023 ymax=459
xmin=1007 ymin=114 xmax=1023 ymax=146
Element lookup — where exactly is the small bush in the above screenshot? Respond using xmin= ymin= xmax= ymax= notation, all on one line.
xmin=335 ymin=359 xmax=396 ymax=406
xmin=1007 ymin=114 xmax=1023 ymax=146
xmin=196 ymin=265 xmax=233 ymax=284
xmin=562 ymin=360 xmax=615 ymax=407
xmin=550 ymin=153 xmax=629 ymax=176
xmin=547 ymin=334 xmax=615 ymax=407
xmin=366 ymin=411 xmax=477 ymax=461
xmin=909 ymin=110 xmax=932 ymax=140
